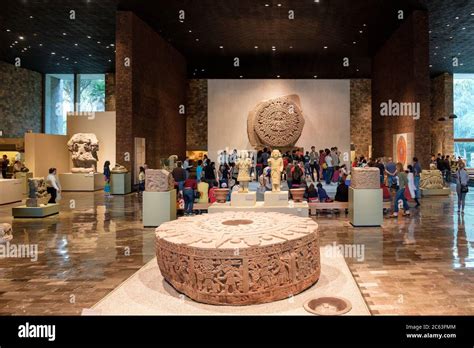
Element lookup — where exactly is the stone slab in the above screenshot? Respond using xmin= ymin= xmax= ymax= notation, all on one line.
xmin=111 ymin=172 xmax=132 ymax=195
xmin=59 ymin=173 xmax=105 ymax=192
xmin=12 ymin=204 xmax=60 ymax=218
xmin=421 ymin=188 xmax=451 ymax=196
xmin=349 ymin=187 xmax=383 ymax=227
xmin=143 ymin=190 xmax=177 ymax=227
xmin=230 ymin=191 xmax=257 ymax=207
xmin=264 ymin=191 xmax=289 ymax=207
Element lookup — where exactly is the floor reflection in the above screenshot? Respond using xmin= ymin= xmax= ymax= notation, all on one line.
xmin=0 ymin=187 xmax=472 ymax=315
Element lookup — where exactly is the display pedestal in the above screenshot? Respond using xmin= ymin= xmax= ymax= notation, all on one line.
xmin=12 ymin=203 xmax=60 ymax=218
xmin=208 ymin=201 xmax=309 ymax=217
xmin=59 ymin=173 xmax=104 ymax=192
xmin=143 ymin=190 xmax=177 ymax=227
xmin=421 ymin=188 xmax=451 ymax=196
xmin=349 ymin=187 xmax=383 ymax=227
xmin=0 ymin=179 xmax=23 ymax=205
xmin=14 ymin=172 xmax=33 ymax=195
xmin=264 ymin=191 xmax=289 ymax=207
xmin=231 ymin=191 xmax=256 ymax=207
xmin=110 ymin=172 xmax=132 ymax=195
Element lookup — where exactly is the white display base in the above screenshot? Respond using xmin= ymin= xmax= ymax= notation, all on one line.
xmin=264 ymin=191 xmax=289 ymax=207
xmin=0 ymin=179 xmax=24 ymax=205
xmin=143 ymin=190 xmax=177 ymax=227
xmin=14 ymin=172 xmax=33 ymax=195
xmin=12 ymin=204 xmax=60 ymax=218
xmin=421 ymin=188 xmax=451 ymax=196
xmin=208 ymin=201 xmax=309 ymax=217
xmin=230 ymin=191 xmax=256 ymax=207
xmin=59 ymin=173 xmax=105 ymax=192
xmin=349 ymin=187 xmax=383 ymax=227
xmin=110 ymin=172 xmax=132 ymax=195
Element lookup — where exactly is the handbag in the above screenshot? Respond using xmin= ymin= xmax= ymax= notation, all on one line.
xmin=461 ymin=184 xmax=469 ymax=193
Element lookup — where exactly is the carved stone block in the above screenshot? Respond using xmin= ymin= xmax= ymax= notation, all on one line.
xmin=145 ymin=169 xmax=175 ymax=192
xmin=247 ymin=94 xmax=305 ymax=148
xmin=0 ymin=223 xmax=13 ymax=242
xmin=420 ymin=170 xmax=444 ymax=189
xmin=27 ymin=177 xmax=50 ymax=207
xmin=67 ymin=133 xmax=99 ymax=173
xmin=155 ymin=212 xmax=320 ymax=305
xmin=350 ymin=167 xmax=381 ymax=189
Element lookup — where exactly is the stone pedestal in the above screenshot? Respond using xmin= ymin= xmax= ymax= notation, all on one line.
xmin=421 ymin=188 xmax=451 ymax=196
xmin=230 ymin=191 xmax=256 ymax=207
xmin=12 ymin=203 xmax=60 ymax=218
xmin=208 ymin=201 xmax=309 ymax=217
xmin=59 ymin=173 xmax=104 ymax=192
xmin=349 ymin=187 xmax=383 ymax=227
xmin=143 ymin=190 xmax=177 ymax=227
xmin=264 ymin=191 xmax=289 ymax=207
xmin=110 ymin=172 xmax=132 ymax=195
xmin=0 ymin=179 xmax=23 ymax=205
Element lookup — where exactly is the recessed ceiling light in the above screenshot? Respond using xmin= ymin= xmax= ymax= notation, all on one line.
xmin=39 ymin=43 xmax=42 ymax=46
xmin=14 ymin=40 xmax=18 ymax=43
xmin=195 ymin=38 xmax=199 ymax=41
xmin=353 ymin=41 xmax=357 ymax=44
xmin=6 ymin=29 xmax=10 ymax=32
xmin=429 ymin=64 xmax=433 ymax=68
xmin=462 ymin=27 xmax=466 ymax=30
xmin=51 ymin=52 xmax=55 ymax=55
xmin=74 ymin=61 xmax=77 ymax=64
xmin=277 ymin=3 xmax=282 ymax=6
xmin=189 ymin=30 xmax=192 ymax=33
xmin=356 ymin=68 xmax=360 ymax=72
xmin=359 ymin=30 xmax=363 ymax=34
xmin=97 ymin=41 xmax=101 ymax=44
xmin=313 ymin=75 xmax=318 ymax=78
xmin=471 ymin=13 xmax=474 ymax=15
xmin=63 ymin=32 xmax=67 ymax=35
xmin=460 ymin=63 xmax=464 ymax=66
xmin=363 ymin=23 xmax=367 ymax=27
xmin=219 ymin=45 xmax=223 ymax=49
xmin=458 ymin=52 xmax=461 ymax=56
xmin=323 ymin=46 xmax=328 ymax=49
xmin=446 ymin=24 xmax=450 ymax=27
xmin=240 ymin=75 xmax=243 ymax=78
xmin=289 ymin=46 xmax=293 ymax=48
xmin=435 ymin=46 xmax=439 ymax=49
xmin=87 ymin=35 xmax=91 ymax=39
xmin=74 ymin=43 xmax=78 ymax=46
xmin=265 ymin=4 xmax=270 ymax=6
xmin=108 ymin=59 xmax=112 ymax=62
xmin=254 ymin=45 xmax=258 ymax=48
xmin=110 ymin=43 xmax=114 ymax=46
xmin=277 ymin=75 xmax=280 ymax=78
xmin=89 ymin=54 xmax=92 ymax=56
xmin=19 ymin=36 xmax=24 ymax=40
xmin=455 ymin=16 xmax=459 ymax=20
xmin=201 ymin=69 xmax=205 ymax=71
xmin=29 ymin=15 xmax=34 ymax=19
xmin=449 ymin=36 xmax=453 ymax=39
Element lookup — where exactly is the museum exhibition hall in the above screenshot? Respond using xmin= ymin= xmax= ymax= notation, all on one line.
xmin=1 ymin=0 xmax=474 ymax=320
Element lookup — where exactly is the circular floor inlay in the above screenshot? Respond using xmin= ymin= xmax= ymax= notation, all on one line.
xmin=221 ymin=219 xmax=254 ymax=226
xmin=303 ymin=297 xmax=352 ymax=315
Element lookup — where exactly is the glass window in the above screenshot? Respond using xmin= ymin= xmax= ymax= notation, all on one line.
xmin=44 ymin=74 xmax=74 ymax=135
xmin=454 ymin=74 xmax=474 ymax=167
xmin=77 ymin=74 xmax=105 ymax=112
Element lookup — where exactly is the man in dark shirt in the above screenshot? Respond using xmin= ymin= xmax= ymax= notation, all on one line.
xmin=172 ymin=161 xmax=187 ymax=192
xmin=375 ymin=158 xmax=385 ymax=184
xmin=335 ymin=175 xmax=349 ymax=202
xmin=1 ymin=155 xmax=9 ymax=178
xmin=413 ymin=157 xmax=422 ymax=200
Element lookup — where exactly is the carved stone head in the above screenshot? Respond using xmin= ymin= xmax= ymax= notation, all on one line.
xmin=67 ymin=133 xmax=99 ymax=173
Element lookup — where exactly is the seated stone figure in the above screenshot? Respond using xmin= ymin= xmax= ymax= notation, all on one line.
xmin=26 ymin=178 xmax=50 ymax=207
xmin=420 ymin=170 xmax=444 ymax=189
xmin=0 ymin=223 xmax=13 ymax=243
xmin=145 ymin=169 xmax=175 ymax=192
xmin=67 ymin=133 xmax=99 ymax=173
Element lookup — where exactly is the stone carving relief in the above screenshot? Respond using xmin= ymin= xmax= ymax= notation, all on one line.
xmin=26 ymin=178 xmax=50 ymax=207
xmin=350 ymin=167 xmax=381 ymax=189
xmin=0 ymin=223 xmax=13 ymax=243
xmin=420 ymin=170 xmax=444 ymax=189
xmin=145 ymin=169 xmax=175 ymax=192
xmin=155 ymin=212 xmax=320 ymax=305
xmin=67 ymin=133 xmax=99 ymax=173
xmin=236 ymin=153 xmax=252 ymax=193
xmin=111 ymin=163 xmax=128 ymax=173
xmin=268 ymin=149 xmax=284 ymax=192
xmin=247 ymin=94 xmax=305 ymax=148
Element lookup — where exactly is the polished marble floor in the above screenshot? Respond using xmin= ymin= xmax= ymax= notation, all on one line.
xmin=0 ymin=187 xmax=473 ymax=315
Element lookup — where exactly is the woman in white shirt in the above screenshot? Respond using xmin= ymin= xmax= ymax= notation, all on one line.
xmin=46 ymin=168 xmax=61 ymax=204
xmin=407 ymin=165 xmax=420 ymax=207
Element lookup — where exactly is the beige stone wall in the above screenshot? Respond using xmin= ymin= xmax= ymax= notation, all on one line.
xmin=430 ymin=73 xmax=454 ymax=156
xmin=350 ymin=79 xmax=372 ymax=157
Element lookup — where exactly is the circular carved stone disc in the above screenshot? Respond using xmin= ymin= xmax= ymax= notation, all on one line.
xmin=253 ymin=96 xmax=305 ymax=147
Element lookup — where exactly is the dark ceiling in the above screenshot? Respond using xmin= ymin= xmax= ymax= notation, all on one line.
xmin=0 ymin=0 xmax=473 ymax=78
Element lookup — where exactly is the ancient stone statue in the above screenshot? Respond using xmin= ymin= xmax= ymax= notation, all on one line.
xmin=111 ymin=163 xmax=128 ymax=173
xmin=145 ymin=169 xmax=175 ymax=192
xmin=26 ymin=178 xmax=50 ymax=207
xmin=247 ymin=94 xmax=305 ymax=148
xmin=167 ymin=155 xmax=178 ymax=171
xmin=67 ymin=133 xmax=99 ymax=173
xmin=155 ymin=212 xmax=320 ymax=305
xmin=350 ymin=167 xmax=381 ymax=189
xmin=0 ymin=223 xmax=13 ymax=243
xmin=268 ymin=149 xmax=284 ymax=192
xmin=236 ymin=152 xmax=252 ymax=193
xmin=420 ymin=170 xmax=444 ymax=189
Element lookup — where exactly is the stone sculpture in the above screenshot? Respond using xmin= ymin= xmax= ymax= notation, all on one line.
xmin=111 ymin=163 xmax=128 ymax=173
xmin=145 ymin=169 xmax=175 ymax=192
xmin=247 ymin=94 xmax=305 ymax=148
xmin=67 ymin=133 xmax=99 ymax=173
xmin=420 ymin=170 xmax=444 ymax=189
xmin=268 ymin=149 xmax=284 ymax=192
xmin=167 ymin=155 xmax=178 ymax=171
xmin=26 ymin=178 xmax=50 ymax=207
xmin=236 ymin=152 xmax=252 ymax=193
xmin=350 ymin=167 xmax=381 ymax=189
xmin=0 ymin=223 xmax=13 ymax=243
xmin=155 ymin=212 xmax=320 ymax=305
xmin=214 ymin=188 xmax=229 ymax=203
